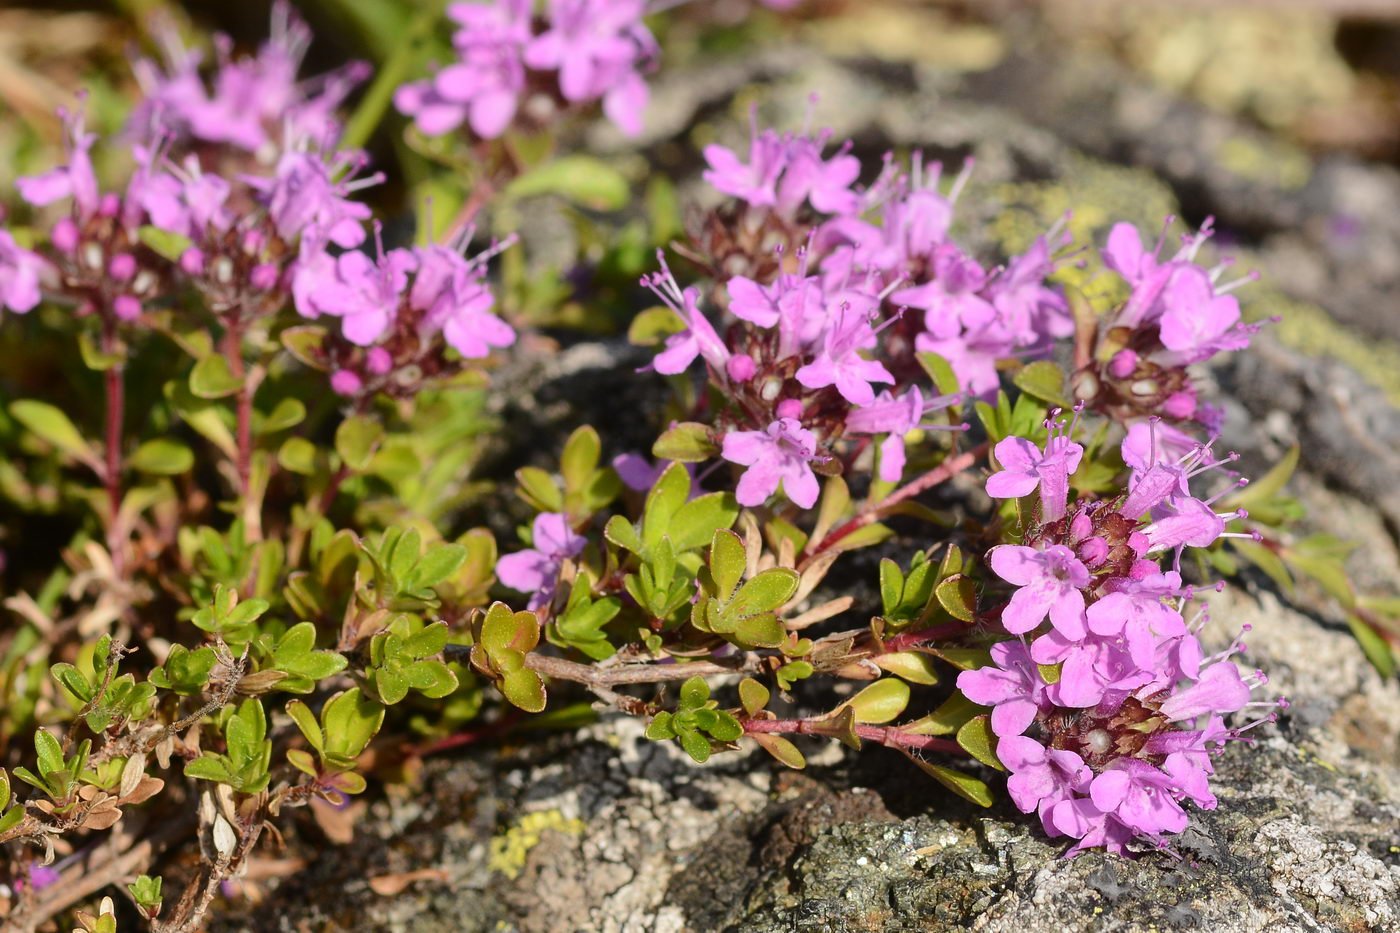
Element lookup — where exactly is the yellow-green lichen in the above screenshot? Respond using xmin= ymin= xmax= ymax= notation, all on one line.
xmin=488 ymin=809 xmax=587 ymax=879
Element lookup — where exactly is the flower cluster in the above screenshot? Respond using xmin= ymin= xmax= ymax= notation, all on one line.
xmin=395 ymin=0 xmax=658 ymax=140
xmin=292 ymin=226 xmax=516 ymax=398
xmin=128 ymin=1 xmax=368 ymax=158
xmin=1072 ymin=219 xmax=1265 ymax=429
xmin=959 ymin=417 xmax=1281 ymax=854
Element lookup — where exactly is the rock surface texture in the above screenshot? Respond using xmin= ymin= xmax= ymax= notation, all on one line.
xmin=217 ymin=22 xmax=1400 ymax=933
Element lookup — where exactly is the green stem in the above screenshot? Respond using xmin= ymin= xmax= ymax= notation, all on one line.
xmin=338 ymin=0 xmax=448 ymax=152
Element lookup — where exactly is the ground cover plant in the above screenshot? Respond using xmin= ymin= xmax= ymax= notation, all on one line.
xmin=0 ymin=2 xmax=1396 ymax=930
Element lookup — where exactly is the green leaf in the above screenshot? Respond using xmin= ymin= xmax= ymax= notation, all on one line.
xmin=78 ymin=330 xmax=123 ymax=371
xmin=879 ymin=559 xmax=904 ymax=617
xmin=708 ymin=529 xmax=747 ymax=602
xmin=604 ymin=515 xmax=643 ymax=554
xmin=646 ymin=711 xmax=677 ymax=740
xmin=280 ymin=326 xmax=327 ymax=370
xmin=956 ymin=715 xmax=1005 ymax=771
xmin=734 ymin=613 xmax=786 ymax=648
xmin=335 ymin=415 xmax=384 ymax=472
xmin=678 ymin=729 xmax=712 ymax=763
xmin=727 ymin=568 xmax=799 ymax=617
xmin=679 ymin=676 xmax=710 ymax=710
xmin=34 ymin=729 xmax=64 ymax=779
xmin=258 ymin=398 xmax=307 ymax=434
xmin=10 ymin=400 xmax=98 ymax=466
xmin=184 ymin=757 xmax=233 ymax=784
xmin=501 ymin=669 xmax=547 ymax=712
xmin=277 ymin=437 xmax=319 ymax=475
xmin=708 ymin=710 xmax=743 ymax=742
xmin=0 ymin=805 xmax=26 ymax=835
xmin=189 ymin=354 xmax=242 ymax=399
xmin=905 ymin=756 xmax=994 ymax=807
xmin=286 ymin=700 xmax=324 ymax=752
xmin=628 ymin=306 xmax=686 ymax=346
xmin=129 ymin=439 xmax=194 ymax=475
xmin=504 ymin=154 xmax=630 ymax=210
xmin=669 ymin=493 xmax=740 ymax=554
xmin=560 ymin=426 xmax=602 ymax=492
xmin=138 ymin=225 xmax=192 ymax=262
xmin=738 ymin=678 xmax=770 ymax=717
xmin=321 ymin=688 xmax=384 ymax=761
xmin=935 ymin=574 xmax=977 ymax=623
xmin=1013 ymin=360 xmax=1071 ymax=408
xmin=872 ymin=651 xmax=940 ymax=685
xmin=516 ymin=466 xmax=564 ymax=512
xmin=842 ymin=679 xmax=910 ymax=724
xmin=904 ymin=692 xmax=983 ymax=736
xmin=652 ymin=422 xmax=718 ymax=463
xmin=414 ymin=544 xmax=468 ymax=588
xmin=1347 ymin=614 xmax=1396 ymax=678
xmin=916 ymin=351 xmax=961 ymax=397
xmin=750 ymin=733 xmax=805 ymax=769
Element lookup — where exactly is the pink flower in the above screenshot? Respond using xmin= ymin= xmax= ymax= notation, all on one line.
xmin=1158 ymin=661 xmax=1253 ymax=722
xmin=998 ymin=735 xmax=1092 ymax=817
xmin=985 ymin=425 xmax=1084 ymax=523
xmin=721 ymin=418 xmax=821 ymax=509
xmin=845 ymin=388 xmax=961 ymax=483
xmin=130 ymin=2 xmax=367 ymax=153
xmin=0 ymin=231 xmax=46 ymax=314
xmin=496 ymin=513 xmax=587 ymax=610
xmin=395 ymin=0 xmax=531 ymax=139
xmin=1088 ymin=760 xmax=1188 ymax=837
xmin=524 ymin=0 xmax=657 ymax=137
xmin=956 ymin=640 xmax=1047 ymax=737
xmin=794 ymin=294 xmax=894 ymax=406
xmin=987 ymin=544 xmax=1089 ymax=638
xmin=643 ymin=255 xmax=730 ymax=376
xmin=246 ymin=149 xmax=379 ymax=250
xmin=17 ymin=106 xmax=99 ymax=218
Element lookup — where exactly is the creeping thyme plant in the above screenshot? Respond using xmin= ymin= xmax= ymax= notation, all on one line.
xmin=0 ymin=1 xmax=1394 ymax=929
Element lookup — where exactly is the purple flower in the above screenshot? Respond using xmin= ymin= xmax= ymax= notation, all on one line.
xmin=999 ymin=734 xmax=1092 ymax=817
xmin=246 ymin=149 xmax=379 ymax=250
xmin=721 ymin=418 xmax=821 ymax=509
xmin=985 ymin=428 xmax=1085 ymax=523
xmin=643 ymin=255 xmax=730 ymax=376
xmin=1088 ymin=759 xmax=1188 ymax=837
xmin=130 ymin=2 xmax=367 ymax=153
xmin=988 ymin=544 xmax=1089 ymax=638
xmin=612 ymin=453 xmax=698 ymax=496
xmin=395 ymin=0 xmax=531 ymax=138
xmin=17 ymin=106 xmax=99 ymax=218
xmin=496 ymin=513 xmax=586 ymax=610
xmin=702 ymin=119 xmax=861 ymax=218
xmin=1155 ymin=266 xmax=1253 ymax=365
xmin=0 ymin=231 xmax=46 ymax=314
xmin=794 ymin=294 xmax=895 ymax=406
xmin=524 ymin=0 xmax=657 ymax=137
xmin=846 ymin=388 xmax=961 ymax=483
xmin=956 ymin=640 xmax=1047 ymax=737
xmin=1158 ymin=661 xmax=1253 ymax=722
xmin=410 ymin=236 xmax=517 ymax=359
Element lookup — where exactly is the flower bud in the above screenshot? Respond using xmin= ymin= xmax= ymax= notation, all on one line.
xmin=51 ymin=218 xmax=80 ymax=254
xmin=108 ymin=253 xmax=137 ymax=282
xmin=1107 ymin=350 xmax=1138 ymax=379
xmin=726 ymin=353 xmax=756 ymax=383
xmin=180 ymin=248 xmax=206 ymax=276
xmin=330 ymin=369 xmax=362 ymax=396
xmin=366 ymin=347 xmax=393 ymax=375
xmin=775 ymin=398 xmax=803 ymax=420
xmin=1162 ymin=390 xmax=1196 ymax=420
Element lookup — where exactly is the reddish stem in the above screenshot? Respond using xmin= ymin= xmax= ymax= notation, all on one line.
xmin=743 ymin=717 xmax=963 ymax=755
xmin=799 ymin=442 xmax=989 ymax=572
xmin=883 ymin=621 xmax=970 ymax=653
